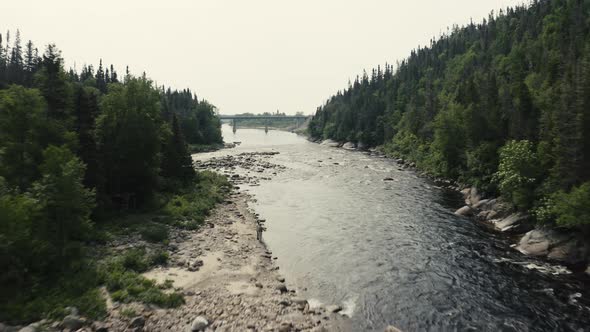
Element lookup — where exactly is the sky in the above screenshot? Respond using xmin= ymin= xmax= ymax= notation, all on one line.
xmin=2 ymin=0 xmax=525 ymax=115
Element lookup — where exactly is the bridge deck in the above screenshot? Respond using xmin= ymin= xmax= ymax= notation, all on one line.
xmin=219 ymin=115 xmax=309 ymax=120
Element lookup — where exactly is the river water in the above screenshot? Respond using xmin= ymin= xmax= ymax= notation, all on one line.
xmin=198 ymin=125 xmax=590 ymax=332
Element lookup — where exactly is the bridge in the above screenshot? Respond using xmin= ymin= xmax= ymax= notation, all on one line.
xmin=218 ymin=114 xmax=310 ymax=133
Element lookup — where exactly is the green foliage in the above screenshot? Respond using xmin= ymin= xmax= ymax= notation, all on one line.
xmin=494 ymin=140 xmax=541 ymax=209
xmin=0 ymin=85 xmax=47 ymax=189
xmin=34 ymin=145 xmax=96 ymax=263
xmin=535 ymin=182 xmax=590 ymax=227
xmin=95 ymin=78 xmax=163 ymax=206
xmin=310 ymin=0 xmax=590 ymax=225
xmin=139 ymin=223 xmax=169 ymax=243
xmin=98 ymin=251 xmax=183 ymax=308
xmin=163 ymin=171 xmax=230 ymax=227
xmin=0 ymin=32 xmax=225 ymax=324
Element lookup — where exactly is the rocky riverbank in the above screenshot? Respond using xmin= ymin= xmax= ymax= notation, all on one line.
xmin=97 ymin=190 xmax=351 ymax=332
xmin=1 ymin=151 xmax=354 ymax=332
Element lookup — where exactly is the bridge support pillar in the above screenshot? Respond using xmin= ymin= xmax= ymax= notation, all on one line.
xmin=232 ymin=119 xmax=237 ymax=133
xmin=265 ymin=119 xmax=269 ymax=133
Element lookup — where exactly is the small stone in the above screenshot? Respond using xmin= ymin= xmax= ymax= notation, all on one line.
xmin=384 ymin=326 xmax=403 ymax=332
xmin=276 ymin=276 xmax=285 ymax=283
xmin=276 ymin=284 xmax=288 ymax=293
xmin=129 ymin=316 xmax=145 ymax=329
xmin=190 ymin=316 xmax=209 ymax=331
xmin=193 ymin=259 xmax=204 ymax=267
xmin=326 ymin=305 xmax=342 ymax=313
xmin=278 ymin=322 xmax=293 ymax=332
xmin=255 ymin=282 xmax=263 ymax=288
xmin=278 ymin=299 xmax=291 ymax=306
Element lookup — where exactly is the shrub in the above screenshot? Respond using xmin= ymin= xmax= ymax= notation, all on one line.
xmin=535 ymin=182 xmax=590 ymax=227
xmin=494 ymin=140 xmax=541 ymax=209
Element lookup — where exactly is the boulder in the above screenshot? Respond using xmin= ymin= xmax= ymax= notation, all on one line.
xmin=547 ymin=237 xmax=590 ymax=264
xmin=190 ymin=316 xmax=209 ymax=331
xmin=586 ymin=265 xmax=590 ymax=276
xmin=493 ymin=213 xmax=532 ymax=233
xmin=357 ymin=142 xmax=368 ymax=150
xmin=515 ymin=228 xmax=587 ymax=263
xmin=454 ymin=206 xmax=473 ymax=217
xmin=320 ymin=139 xmax=340 ymax=148
xmin=516 ymin=229 xmax=554 ymax=257
xmin=62 ymin=315 xmax=85 ymax=331
xmin=342 ymin=142 xmax=356 ymax=150
xmin=473 ymin=198 xmax=494 ymax=210
xmin=463 ymin=186 xmax=481 ymax=206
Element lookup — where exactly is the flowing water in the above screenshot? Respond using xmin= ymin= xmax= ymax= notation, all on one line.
xmin=197 ymin=125 xmax=590 ymax=332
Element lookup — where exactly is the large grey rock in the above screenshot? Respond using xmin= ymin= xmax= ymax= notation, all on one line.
xmin=190 ymin=316 xmax=209 ymax=331
xmin=62 ymin=315 xmax=84 ymax=330
xmin=342 ymin=142 xmax=356 ymax=150
xmin=357 ymin=142 xmax=368 ymax=150
xmin=585 ymin=265 xmax=590 ymax=276
xmin=516 ymin=228 xmax=589 ymax=264
xmin=547 ymin=237 xmax=590 ymax=264
xmin=463 ymin=186 xmax=481 ymax=206
xmin=473 ymin=198 xmax=495 ymax=210
xmin=516 ymin=229 xmax=555 ymax=257
xmin=320 ymin=139 xmax=340 ymax=147
xmin=454 ymin=206 xmax=473 ymax=217
xmin=494 ymin=213 xmax=531 ymax=233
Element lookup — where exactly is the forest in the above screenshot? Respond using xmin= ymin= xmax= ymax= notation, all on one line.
xmin=309 ymin=0 xmax=590 ymax=228
xmin=0 ymin=30 xmax=226 ymax=322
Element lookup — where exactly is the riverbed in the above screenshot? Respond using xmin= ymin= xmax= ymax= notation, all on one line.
xmin=196 ymin=125 xmax=590 ymax=332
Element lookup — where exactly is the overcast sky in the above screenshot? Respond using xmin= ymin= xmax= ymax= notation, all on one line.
xmin=2 ymin=0 xmax=524 ymax=115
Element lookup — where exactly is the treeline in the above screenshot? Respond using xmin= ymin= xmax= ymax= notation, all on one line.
xmin=0 ymin=30 xmax=222 ymax=318
xmin=309 ymin=0 xmax=590 ymax=227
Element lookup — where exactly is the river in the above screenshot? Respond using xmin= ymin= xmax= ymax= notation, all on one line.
xmin=197 ymin=125 xmax=590 ymax=332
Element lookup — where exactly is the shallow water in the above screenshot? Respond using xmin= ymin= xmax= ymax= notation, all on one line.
xmin=197 ymin=125 xmax=590 ymax=332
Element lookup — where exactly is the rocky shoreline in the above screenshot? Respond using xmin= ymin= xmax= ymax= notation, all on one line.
xmin=310 ymin=138 xmax=590 ymax=276
xmin=1 ymin=151 xmax=355 ymax=332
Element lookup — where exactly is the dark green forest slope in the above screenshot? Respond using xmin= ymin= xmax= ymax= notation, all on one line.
xmin=309 ymin=0 xmax=590 ymax=227
xmin=0 ymin=31 xmax=225 ymax=322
